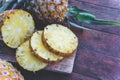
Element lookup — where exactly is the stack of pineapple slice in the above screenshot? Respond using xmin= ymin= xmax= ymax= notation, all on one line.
xmin=0 ymin=10 xmax=78 ymax=72
xmin=16 ymin=40 xmax=48 ymax=72
xmin=30 ymin=31 xmax=63 ymax=63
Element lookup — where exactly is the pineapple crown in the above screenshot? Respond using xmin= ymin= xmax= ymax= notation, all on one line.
xmin=1 ymin=0 xmax=120 ymax=31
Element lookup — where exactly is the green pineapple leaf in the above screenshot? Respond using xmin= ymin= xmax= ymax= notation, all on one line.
xmin=76 ymin=13 xmax=120 ymax=26
xmin=0 ymin=0 xmax=16 ymax=13
xmin=0 ymin=1 xmax=2 ymax=7
xmin=69 ymin=6 xmax=120 ymax=26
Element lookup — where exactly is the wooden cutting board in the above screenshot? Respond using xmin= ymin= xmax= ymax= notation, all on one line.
xmin=0 ymin=36 xmax=77 ymax=74
xmin=45 ymin=51 xmax=77 ymax=73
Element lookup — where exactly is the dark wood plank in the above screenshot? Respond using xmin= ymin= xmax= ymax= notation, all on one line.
xmin=32 ymin=72 xmax=98 ymax=80
xmin=69 ymin=0 xmax=120 ymax=36
xmin=71 ymin=28 xmax=120 ymax=80
xmin=0 ymin=40 xmax=16 ymax=62
xmin=12 ymin=63 xmax=97 ymax=80
xmin=72 ymin=27 xmax=120 ymax=58
xmin=74 ymin=50 xmax=120 ymax=80
xmin=72 ymin=0 xmax=120 ymax=9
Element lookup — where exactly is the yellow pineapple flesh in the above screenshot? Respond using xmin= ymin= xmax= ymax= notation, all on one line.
xmin=1 ymin=10 xmax=35 ymax=48
xmin=16 ymin=40 xmax=48 ymax=72
xmin=0 ymin=59 xmax=24 ymax=80
xmin=30 ymin=31 xmax=63 ymax=63
xmin=43 ymin=24 xmax=78 ymax=57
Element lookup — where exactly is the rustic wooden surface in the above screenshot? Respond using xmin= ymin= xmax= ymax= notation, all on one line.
xmin=1 ymin=0 xmax=120 ymax=80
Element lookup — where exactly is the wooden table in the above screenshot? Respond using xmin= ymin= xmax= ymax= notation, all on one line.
xmin=1 ymin=0 xmax=120 ymax=80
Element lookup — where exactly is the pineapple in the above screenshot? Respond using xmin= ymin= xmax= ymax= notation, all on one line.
xmin=26 ymin=0 xmax=68 ymax=23
xmin=1 ymin=10 xmax=35 ymax=48
xmin=1 ymin=0 xmax=120 ymax=27
xmin=30 ymin=31 xmax=63 ymax=63
xmin=0 ymin=59 xmax=24 ymax=80
xmin=16 ymin=40 xmax=48 ymax=72
xmin=43 ymin=24 xmax=78 ymax=57
xmin=1 ymin=0 xmax=68 ymax=23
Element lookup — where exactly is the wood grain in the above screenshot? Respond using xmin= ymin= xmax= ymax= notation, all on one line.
xmin=72 ymin=28 xmax=120 ymax=80
xmin=45 ymin=51 xmax=76 ymax=73
xmin=0 ymin=40 xmax=16 ymax=62
xmin=72 ymin=27 xmax=120 ymax=58
xmin=72 ymin=0 xmax=120 ymax=9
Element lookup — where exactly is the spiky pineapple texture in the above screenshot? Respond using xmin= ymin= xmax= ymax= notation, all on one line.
xmin=0 ymin=59 xmax=24 ymax=80
xmin=25 ymin=0 xmax=68 ymax=23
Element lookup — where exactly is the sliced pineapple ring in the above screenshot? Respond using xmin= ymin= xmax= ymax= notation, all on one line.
xmin=1 ymin=10 xmax=35 ymax=48
xmin=43 ymin=24 xmax=78 ymax=57
xmin=30 ymin=31 xmax=63 ymax=63
xmin=16 ymin=40 xmax=47 ymax=72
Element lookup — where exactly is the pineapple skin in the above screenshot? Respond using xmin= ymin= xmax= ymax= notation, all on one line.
xmin=29 ymin=0 xmax=68 ymax=23
xmin=0 ymin=59 xmax=24 ymax=80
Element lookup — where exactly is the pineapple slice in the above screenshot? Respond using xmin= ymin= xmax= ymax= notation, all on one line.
xmin=30 ymin=31 xmax=63 ymax=63
xmin=1 ymin=10 xmax=35 ymax=48
xmin=16 ymin=40 xmax=48 ymax=72
xmin=43 ymin=24 xmax=78 ymax=57
xmin=0 ymin=58 xmax=24 ymax=80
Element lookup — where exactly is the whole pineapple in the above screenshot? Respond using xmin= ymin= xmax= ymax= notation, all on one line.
xmin=0 ymin=59 xmax=24 ymax=80
xmin=1 ymin=0 xmax=120 ymax=29
xmin=27 ymin=0 xmax=68 ymax=23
